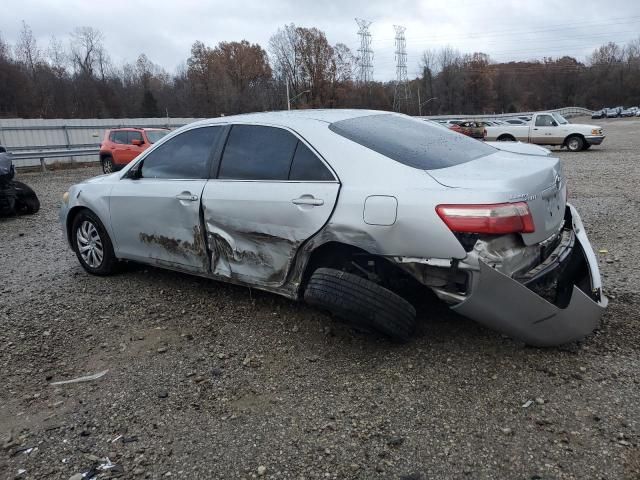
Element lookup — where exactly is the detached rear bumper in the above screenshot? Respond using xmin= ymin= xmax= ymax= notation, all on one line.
xmin=451 ymin=204 xmax=607 ymax=346
xmin=585 ymin=135 xmax=605 ymax=145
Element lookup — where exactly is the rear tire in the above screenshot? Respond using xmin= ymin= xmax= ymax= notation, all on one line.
xmin=566 ymin=135 xmax=584 ymax=152
xmin=71 ymin=209 xmax=117 ymax=275
xmin=304 ymin=268 xmax=417 ymax=342
xmin=13 ymin=181 xmax=40 ymax=214
xmin=102 ymin=155 xmax=114 ymax=174
xmin=497 ymin=134 xmax=515 ymax=142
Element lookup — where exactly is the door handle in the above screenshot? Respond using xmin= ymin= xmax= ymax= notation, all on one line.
xmin=292 ymin=196 xmax=324 ymax=206
xmin=533 ymin=128 xmax=539 ymax=130
xmin=176 ymin=192 xmax=199 ymax=202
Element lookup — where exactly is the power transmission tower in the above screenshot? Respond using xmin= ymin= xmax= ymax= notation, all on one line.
xmin=393 ymin=25 xmax=411 ymax=113
xmin=355 ymin=18 xmax=374 ymax=84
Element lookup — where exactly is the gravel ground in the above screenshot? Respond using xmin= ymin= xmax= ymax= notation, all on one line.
xmin=1 ymin=117 xmax=639 ymax=480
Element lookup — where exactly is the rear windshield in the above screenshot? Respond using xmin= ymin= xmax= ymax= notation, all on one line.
xmin=146 ymin=130 xmax=169 ymax=143
xmin=328 ymin=114 xmax=495 ymax=170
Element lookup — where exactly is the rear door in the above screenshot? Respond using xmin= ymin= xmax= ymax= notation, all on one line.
xmin=109 ymin=126 xmax=225 ymax=273
xmin=202 ymin=124 xmax=340 ymax=288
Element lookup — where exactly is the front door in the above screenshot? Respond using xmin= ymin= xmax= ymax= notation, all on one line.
xmin=531 ymin=114 xmax=561 ymax=145
xmin=109 ymin=126 xmax=225 ymax=273
xmin=202 ymin=124 xmax=340 ymax=287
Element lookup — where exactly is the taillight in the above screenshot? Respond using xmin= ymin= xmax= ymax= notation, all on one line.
xmin=436 ymin=202 xmax=535 ymax=234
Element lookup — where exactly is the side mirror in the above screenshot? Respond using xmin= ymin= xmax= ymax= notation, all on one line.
xmin=126 ymin=165 xmax=142 ymax=179
xmin=131 ymin=139 xmax=144 ymax=146
xmin=551 ymin=121 xmax=558 ymax=127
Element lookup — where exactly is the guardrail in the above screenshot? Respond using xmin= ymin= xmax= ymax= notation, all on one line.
xmin=8 ymin=147 xmax=100 ymax=171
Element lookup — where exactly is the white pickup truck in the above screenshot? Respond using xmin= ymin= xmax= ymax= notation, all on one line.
xmin=484 ymin=112 xmax=605 ymax=151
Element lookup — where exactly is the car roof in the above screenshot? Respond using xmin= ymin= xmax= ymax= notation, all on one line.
xmin=189 ymin=109 xmax=391 ymax=129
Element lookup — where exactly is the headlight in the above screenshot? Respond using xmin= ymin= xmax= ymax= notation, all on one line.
xmin=591 ymin=129 xmax=600 ymax=135
xmin=62 ymin=191 xmax=69 ymax=203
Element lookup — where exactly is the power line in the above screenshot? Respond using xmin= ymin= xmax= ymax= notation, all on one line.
xmin=355 ymin=18 xmax=374 ymax=84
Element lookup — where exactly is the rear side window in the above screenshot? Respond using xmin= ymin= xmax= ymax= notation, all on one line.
xmin=289 ymin=142 xmax=334 ymax=181
xmin=329 ymin=114 xmax=495 ymax=170
xmin=140 ymin=126 xmax=222 ymax=179
xmin=219 ymin=125 xmax=298 ymax=180
xmin=111 ymin=131 xmax=128 ymax=144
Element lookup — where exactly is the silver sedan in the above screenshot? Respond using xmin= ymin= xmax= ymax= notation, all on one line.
xmin=60 ymin=110 xmax=606 ymax=345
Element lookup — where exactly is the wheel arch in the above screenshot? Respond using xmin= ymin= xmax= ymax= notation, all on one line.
xmin=563 ymin=133 xmax=586 ymax=146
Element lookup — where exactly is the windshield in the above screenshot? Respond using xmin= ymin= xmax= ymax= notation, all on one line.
xmin=551 ymin=113 xmax=569 ymax=125
xmin=146 ymin=130 xmax=169 ymax=143
xmin=329 ymin=114 xmax=496 ymax=170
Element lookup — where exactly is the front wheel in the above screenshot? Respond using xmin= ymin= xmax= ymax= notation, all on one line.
xmin=71 ymin=210 xmax=117 ymax=275
xmin=304 ymin=268 xmax=417 ymax=342
xmin=565 ymin=135 xmax=584 ymax=152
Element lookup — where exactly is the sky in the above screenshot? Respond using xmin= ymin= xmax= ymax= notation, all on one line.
xmin=2 ymin=0 xmax=640 ymax=80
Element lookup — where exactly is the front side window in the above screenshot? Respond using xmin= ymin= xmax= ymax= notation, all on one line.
xmin=218 ymin=125 xmax=298 ymax=180
xmin=329 ymin=114 xmax=495 ymax=170
xmin=535 ymin=115 xmax=555 ymax=127
xmin=139 ymin=127 xmax=222 ymax=179
xmin=128 ymin=131 xmax=143 ymax=144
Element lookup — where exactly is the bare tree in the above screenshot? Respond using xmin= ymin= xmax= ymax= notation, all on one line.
xmin=69 ymin=26 xmax=106 ymax=78
xmin=15 ymin=21 xmax=41 ymax=76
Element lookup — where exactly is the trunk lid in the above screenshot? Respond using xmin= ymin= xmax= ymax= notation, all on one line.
xmin=427 ymin=150 xmax=566 ymax=245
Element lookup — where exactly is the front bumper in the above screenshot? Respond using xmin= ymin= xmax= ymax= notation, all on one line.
xmin=450 ymin=204 xmax=607 ymax=346
xmin=585 ymin=135 xmax=605 ymax=145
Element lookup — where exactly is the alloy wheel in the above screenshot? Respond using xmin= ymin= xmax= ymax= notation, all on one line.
xmin=76 ymin=220 xmax=104 ymax=268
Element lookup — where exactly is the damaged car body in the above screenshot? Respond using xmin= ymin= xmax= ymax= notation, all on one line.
xmin=60 ymin=110 xmax=606 ymax=346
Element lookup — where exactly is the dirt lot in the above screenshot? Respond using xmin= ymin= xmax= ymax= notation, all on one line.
xmin=1 ymin=117 xmax=639 ymax=480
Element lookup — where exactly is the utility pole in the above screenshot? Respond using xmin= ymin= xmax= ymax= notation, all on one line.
xmin=392 ymin=25 xmax=411 ymax=114
xmin=355 ymin=18 xmax=374 ymax=84
xmin=286 ymin=81 xmax=291 ymax=111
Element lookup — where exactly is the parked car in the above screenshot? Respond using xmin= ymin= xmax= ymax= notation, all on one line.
xmin=504 ymin=118 xmax=528 ymax=125
xmin=620 ymin=107 xmax=638 ymax=117
xmin=605 ymin=107 xmax=621 ymax=118
xmin=60 ymin=110 xmax=606 ymax=346
xmin=459 ymin=121 xmax=487 ymax=139
xmin=485 ymin=112 xmax=605 ymax=151
xmin=99 ymin=127 xmax=170 ymax=174
xmin=591 ymin=109 xmax=605 ymax=119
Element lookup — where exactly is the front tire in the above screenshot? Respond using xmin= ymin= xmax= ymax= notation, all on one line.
xmin=304 ymin=268 xmax=417 ymax=342
xmin=71 ymin=209 xmax=117 ymax=275
xmin=566 ymin=135 xmax=584 ymax=152
xmin=102 ymin=155 xmax=114 ymax=174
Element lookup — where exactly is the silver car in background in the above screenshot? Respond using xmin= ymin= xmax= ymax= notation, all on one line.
xmin=60 ymin=110 xmax=606 ymax=346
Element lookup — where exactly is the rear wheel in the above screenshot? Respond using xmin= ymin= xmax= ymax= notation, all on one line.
xmin=497 ymin=134 xmax=515 ymax=142
xmin=71 ymin=209 xmax=117 ymax=275
xmin=13 ymin=181 xmax=39 ymax=214
xmin=102 ymin=155 xmax=114 ymax=174
xmin=304 ymin=268 xmax=417 ymax=342
xmin=565 ymin=135 xmax=584 ymax=152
